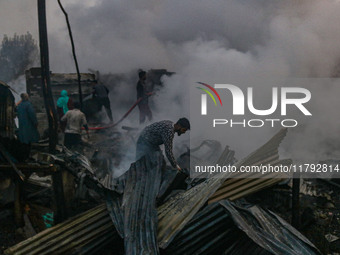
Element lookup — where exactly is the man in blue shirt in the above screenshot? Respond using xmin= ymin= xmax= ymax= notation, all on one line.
xmin=16 ymin=93 xmax=39 ymax=145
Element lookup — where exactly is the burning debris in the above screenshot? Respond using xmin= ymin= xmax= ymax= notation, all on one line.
xmin=2 ymin=119 xmax=335 ymax=254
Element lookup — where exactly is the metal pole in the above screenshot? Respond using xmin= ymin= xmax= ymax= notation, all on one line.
xmin=37 ymin=0 xmax=58 ymax=152
xmin=57 ymin=0 xmax=83 ymax=110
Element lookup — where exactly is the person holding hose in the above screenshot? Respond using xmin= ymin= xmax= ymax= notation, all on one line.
xmin=136 ymin=70 xmax=153 ymax=124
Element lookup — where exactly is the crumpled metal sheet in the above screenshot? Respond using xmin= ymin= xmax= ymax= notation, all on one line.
xmin=63 ymin=147 xmax=95 ymax=174
xmin=106 ymin=191 xmax=124 ymax=237
xmin=166 ymin=198 xmax=320 ymax=255
xmin=157 ymin=128 xmax=289 ymax=249
xmin=122 ymin=152 xmax=164 ymax=255
xmin=165 ymin=202 xmax=235 ymax=255
xmin=100 ymin=172 xmax=117 ymax=190
xmin=208 ymin=158 xmax=292 ymax=203
xmin=106 ymin=151 xmax=166 ymax=255
xmin=157 ymin=176 xmax=225 ymax=249
xmin=220 ymin=200 xmax=321 ymax=255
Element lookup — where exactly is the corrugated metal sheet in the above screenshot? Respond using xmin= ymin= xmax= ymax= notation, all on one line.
xmin=166 ymin=199 xmax=320 ymax=255
xmin=106 ymin=151 xmax=166 ymax=255
xmin=222 ymin=234 xmax=272 ymax=255
xmin=122 ymin=152 xmax=164 ymax=255
xmin=157 ymin=128 xmax=289 ymax=249
xmin=165 ymin=202 xmax=235 ymax=255
xmin=157 ymin=175 xmax=225 ymax=249
xmin=220 ymin=200 xmax=321 ymax=255
xmin=208 ymin=159 xmax=292 ymax=203
xmin=4 ymin=204 xmax=118 ymax=255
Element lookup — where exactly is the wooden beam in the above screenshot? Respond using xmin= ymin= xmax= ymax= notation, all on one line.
xmin=52 ymin=166 xmax=67 ymax=223
xmin=37 ymin=0 xmax=58 ymax=152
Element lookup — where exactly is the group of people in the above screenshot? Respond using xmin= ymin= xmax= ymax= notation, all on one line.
xmin=15 ymin=92 xmax=89 ymax=150
xmin=15 ymin=70 xmax=190 ymax=172
xmin=15 ymin=79 xmax=120 ymax=150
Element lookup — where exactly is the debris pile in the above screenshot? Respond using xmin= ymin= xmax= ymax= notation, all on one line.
xmin=2 ymin=127 xmax=335 ymax=254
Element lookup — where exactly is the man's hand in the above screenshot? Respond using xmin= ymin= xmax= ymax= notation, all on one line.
xmin=176 ymin=164 xmax=182 ymax=172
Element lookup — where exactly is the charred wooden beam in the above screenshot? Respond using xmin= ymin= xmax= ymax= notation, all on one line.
xmin=0 ymin=143 xmax=25 ymax=181
xmin=37 ymin=0 xmax=58 ymax=152
xmin=52 ymin=166 xmax=67 ymax=223
xmin=57 ymin=0 xmax=83 ymax=109
xmin=55 ymin=161 xmax=105 ymax=197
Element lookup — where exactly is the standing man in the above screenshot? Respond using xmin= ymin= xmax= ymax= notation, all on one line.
xmin=136 ymin=70 xmax=152 ymax=124
xmin=61 ymin=102 xmax=89 ymax=149
xmin=92 ymin=82 xmax=113 ymax=122
xmin=16 ymin=93 xmax=40 ymax=145
xmin=136 ymin=118 xmax=190 ymax=171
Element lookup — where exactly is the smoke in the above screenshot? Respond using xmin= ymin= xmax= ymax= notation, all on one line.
xmin=2 ymin=0 xmax=340 ymax=164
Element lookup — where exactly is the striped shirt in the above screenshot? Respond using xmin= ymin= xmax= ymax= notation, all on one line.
xmin=138 ymin=120 xmax=177 ymax=167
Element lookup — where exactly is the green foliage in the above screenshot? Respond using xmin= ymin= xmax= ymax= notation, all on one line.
xmin=0 ymin=32 xmax=38 ymax=82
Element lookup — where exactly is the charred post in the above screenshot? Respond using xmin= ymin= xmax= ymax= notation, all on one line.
xmin=57 ymin=0 xmax=83 ymax=110
xmin=52 ymin=166 xmax=67 ymax=223
xmin=37 ymin=0 xmax=58 ymax=152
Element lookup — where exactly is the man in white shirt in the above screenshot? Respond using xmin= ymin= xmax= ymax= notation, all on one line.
xmin=61 ymin=102 xmax=89 ymax=149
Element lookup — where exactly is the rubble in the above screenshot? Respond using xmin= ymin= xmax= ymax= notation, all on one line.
xmin=4 ymin=128 xmax=321 ymax=255
xmin=166 ymin=199 xmax=322 ymax=255
xmin=157 ymin=128 xmax=291 ymax=249
xmin=325 ymin=234 xmax=339 ymax=243
xmin=1 ymin=93 xmax=339 ymax=255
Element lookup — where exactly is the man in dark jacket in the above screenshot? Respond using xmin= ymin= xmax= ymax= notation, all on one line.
xmin=137 ymin=70 xmax=153 ymax=124
xmin=92 ymin=82 xmax=113 ymax=122
xmin=16 ymin=93 xmax=40 ymax=144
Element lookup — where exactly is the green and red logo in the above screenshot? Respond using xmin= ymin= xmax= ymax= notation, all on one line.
xmin=196 ymin=82 xmax=223 ymax=107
